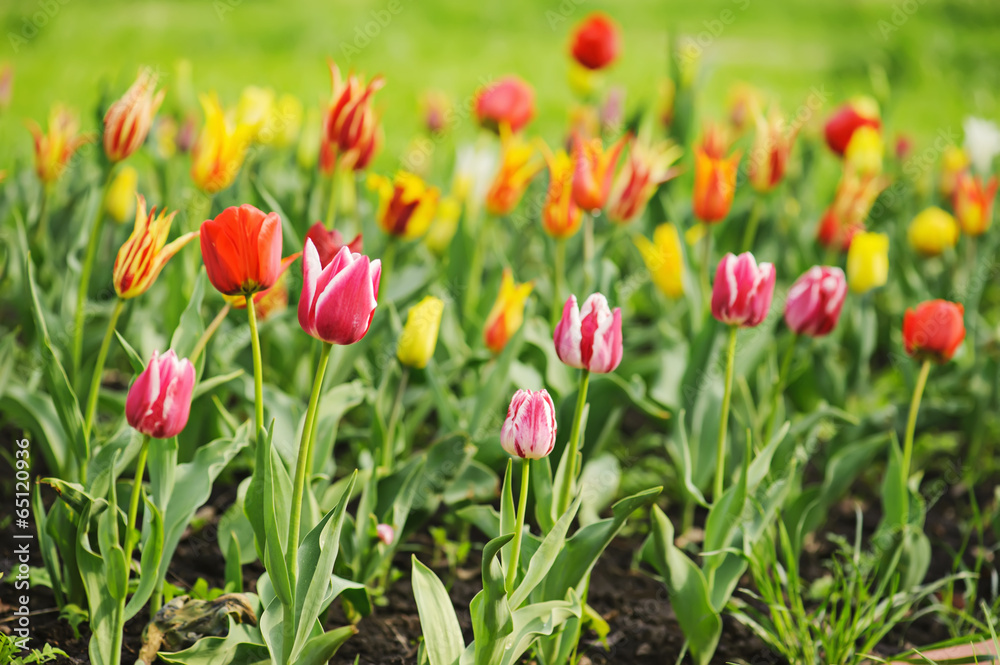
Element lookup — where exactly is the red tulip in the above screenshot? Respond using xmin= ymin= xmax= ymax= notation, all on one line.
xmin=783 ymin=266 xmax=847 ymax=337
xmin=298 ymin=241 xmax=381 ymax=345
xmin=305 ymin=222 xmax=363 ymax=268
xmin=570 ymin=13 xmax=621 ymax=71
xmin=126 ymin=350 xmax=195 ymax=439
xmin=501 ymin=389 xmax=557 ymax=459
xmin=553 ymin=293 xmax=623 ymax=374
xmin=475 ymin=76 xmax=535 ymax=134
xmin=824 ymin=98 xmax=881 ymax=156
xmin=903 ymin=300 xmax=965 ymax=363
xmin=323 ymin=59 xmax=385 ymax=172
xmin=200 ymin=205 xmax=283 ymax=296
xmin=711 ymin=252 xmax=776 ymax=328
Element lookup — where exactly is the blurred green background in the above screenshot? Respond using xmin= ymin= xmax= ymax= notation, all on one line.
xmin=2 ymin=0 xmax=999 ymax=167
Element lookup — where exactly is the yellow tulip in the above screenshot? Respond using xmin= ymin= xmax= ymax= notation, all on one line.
xmin=483 ymin=268 xmax=533 ymax=353
xmin=105 ymin=165 xmax=138 ymax=223
xmin=908 ymin=206 xmax=958 ymax=256
xmin=844 ymin=125 xmax=883 ymax=177
xmin=26 ymin=104 xmax=94 ymax=183
xmin=847 ymin=231 xmax=889 ymax=294
xmin=397 ymin=296 xmax=445 ymax=369
xmin=939 ymin=146 xmax=970 ymax=198
xmin=236 ymin=86 xmax=276 ymax=141
xmin=634 ymin=223 xmax=684 ymax=298
xmin=368 ymin=171 xmax=440 ymax=240
xmin=425 ymin=196 xmax=461 ymax=255
xmin=190 ymin=93 xmax=252 ymax=194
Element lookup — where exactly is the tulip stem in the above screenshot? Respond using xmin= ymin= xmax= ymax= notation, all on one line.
xmin=583 ymin=212 xmax=594 ymax=293
xmin=382 ymin=364 xmax=410 ymax=472
xmin=552 ymin=239 xmax=566 ymax=327
xmin=245 ymin=295 xmax=265 ymax=440
xmin=763 ymin=333 xmax=798 ymax=445
xmin=557 ymin=369 xmax=591 ymax=518
xmin=72 ymin=167 xmax=116 ymax=375
xmin=189 ymin=301 xmax=232 ymax=366
xmin=700 ymin=230 xmax=712 ymax=315
xmin=325 ymin=171 xmax=338 ymax=229
xmin=83 ymin=297 xmax=126 ymax=442
xmin=740 ymin=197 xmax=764 ymax=253
xmin=714 ymin=325 xmax=739 ymax=501
xmin=505 ymin=460 xmax=531 ymax=594
xmin=900 ymin=359 xmax=931 ymax=528
xmin=32 ymin=182 xmax=52 ymax=247
xmin=126 ymin=434 xmax=151 ymax=557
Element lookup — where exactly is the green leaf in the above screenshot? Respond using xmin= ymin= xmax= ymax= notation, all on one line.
xmin=531 ymin=457 xmax=555 ymax=533
xmin=510 ymin=496 xmax=581 ymax=609
xmin=472 ymin=534 xmax=514 ymax=665
xmin=123 ymin=494 xmax=164 ymax=620
xmin=76 ymin=502 xmax=118 ymax=665
xmin=498 ymin=460 xmax=515 ymax=576
xmin=114 ymin=330 xmax=145 ymax=375
xmin=170 ymin=270 xmax=206 ymax=375
xmin=663 ymin=410 xmax=708 ymax=508
xmin=2 ymin=386 xmax=69 ymax=475
xmin=225 ymin=531 xmax=244 ymax=593
xmin=412 ymin=556 xmax=465 ymax=665
xmin=294 ymin=625 xmax=358 ymax=665
xmin=193 ymin=369 xmax=245 ymax=399
xmin=503 ymin=596 xmax=582 ymax=665
xmin=157 ymin=620 xmax=268 ymax=664
xmin=578 ymin=454 xmax=620 ymax=526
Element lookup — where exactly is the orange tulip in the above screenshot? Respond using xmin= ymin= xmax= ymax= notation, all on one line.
xmin=485 ymin=126 xmax=542 ymax=216
xmin=113 ymin=195 xmax=197 ymax=299
xmin=571 ymin=132 xmax=628 ymax=211
xmin=103 ymin=68 xmax=165 ymax=162
xmin=692 ymin=123 xmax=740 ymax=223
xmin=483 ymin=268 xmax=533 ymax=353
xmin=607 ymin=137 xmax=683 ymax=224
xmin=200 ymin=204 xmax=283 ymax=296
xmin=816 ymin=170 xmax=889 ymax=251
xmin=540 ymin=144 xmax=582 ymax=239
xmin=26 ymin=104 xmax=94 ymax=183
xmin=323 ymin=59 xmax=384 ymax=172
xmin=953 ymin=171 xmax=998 ymax=236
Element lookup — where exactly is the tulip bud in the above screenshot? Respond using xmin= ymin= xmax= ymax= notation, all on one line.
xmin=324 ymin=60 xmax=384 ymax=171
xmin=500 ymin=389 xmax=557 ymax=460
xmin=304 ymin=222 xmax=363 ymax=268
xmin=908 ymin=206 xmax=958 ymax=257
xmin=846 ymin=231 xmax=889 ymax=294
xmin=953 ymin=172 xmax=998 ymax=236
xmin=27 ymin=104 xmax=94 ymax=184
xmin=569 ymin=13 xmax=620 ymax=71
xmin=397 ymin=296 xmax=445 ymax=369
xmin=103 ymin=68 xmax=165 ymax=162
xmin=711 ymin=252 xmax=776 ymax=328
xmin=485 ymin=128 xmax=542 ymax=216
xmin=571 ymin=132 xmax=628 ymax=212
xmin=903 ymin=300 xmax=965 ymax=363
xmin=369 ymin=171 xmax=440 ymax=239
xmin=824 ymin=97 xmax=880 ymax=156
xmin=554 ymin=293 xmax=623 ymax=374
xmin=299 ymin=241 xmax=381 ymax=345
xmin=484 ymin=269 xmax=533 ymax=353
xmin=200 ymin=205 xmax=283 ymax=296
xmin=783 ymin=266 xmax=847 ymax=337
xmin=126 ymin=350 xmax=196 ymax=439
xmin=105 ymin=165 xmax=139 ymax=223
xmin=692 ymin=124 xmax=740 ymax=223
xmin=376 ymin=524 xmax=396 ymax=546
xmin=634 ymin=223 xmax=684 ymax=299
xmin=475 ymin=76 xmax=535 ymax=134
xmin=540 ymin=146 xmax=582 ymax=239
xmin=115 ymin=195 xmax=198 ymax=299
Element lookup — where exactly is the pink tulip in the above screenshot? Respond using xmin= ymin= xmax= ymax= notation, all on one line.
xmin=553 ymin=293 xmax=623 ymax=374
xmin=711 ymin=252 xmax=776 ymax=327
xmin=299 ymin=240 xmax=381 ymax=345
xmin=376 ymin=523 xmax=395 ymax=546
xmin=784 ymin=266 xmax=847 ymax=337
xmin=500 ymin=389 xmax=557 ymax=460
xmin=125 ymin=350 xmax=196 ymax=439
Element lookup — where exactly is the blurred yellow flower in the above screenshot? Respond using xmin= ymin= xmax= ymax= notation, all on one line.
xmin=844 ymin=125 xmax=883 ymax=177
xmin=846 ymin=231 xmax=889 ymax=294
xmin=105 ymin=165 xmax=138 ymax=223
xmin=397 ymin=296 xmax=445 ymax=369
xmin=634 ymin=223 xmax=684 ymax=298
xmin=425 ymin=196 xmax=461 ymax=255
xmin=368 ymin=171 xmax=440 ymax=240
xmin=939 ymin=146 xmax=970 ymax=198
xmin=908 ymin=206 xmax=958 ymax=256
xmin=237 ymin=86 xmax=276 ymax=140
xmin=483 ymin=268 xmax=533 ymax=353
xmin=485 ymin=127 xmax=542 ymax=216
xmin=191 ymin=93 xmax=252 ymax=193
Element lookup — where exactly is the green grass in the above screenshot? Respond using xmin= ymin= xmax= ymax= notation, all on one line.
xmin=2 ymin=0 xmax=999 ymax=169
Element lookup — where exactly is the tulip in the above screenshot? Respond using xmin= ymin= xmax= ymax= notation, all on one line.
xmin=824 ymin=97 xmax=880 ymax=156
xmin=397 ymin=296 xmax=445 ymax=369
xmin=554 ymin=293 xmax=623 ymax=374
xmin=903 ymin=299 xmax=965 ymax=364
xmin=727 ymin=83 xmax=760 ymax=134
xmin=475 ymin=76 xmax=535 ymax=134
xmin=105 ymin=165 xmax=139 ymax=223
xmin=606 ymin=137 xmax=683 ymax=224
xmin=846 ymin=231 xmax=889 ymax=294
xmin=693 ymin=124 xmax=741 ymax=223
xmin=0 ymin=63 xmax=12 ymax=111
xmin=200 ymin=204 xmax=283 ymax=296
xmin=26 ymin=104 xmax=93 ymax=183
xmin=114 ymin=195 xmax=198 ymax=299
xmin=816 ymin=170 xmax=889 ymax=252
xmin=711 ymin=252 xmax=776 ymax=328
xmin=571 ymin=132 xmax=628 ymax=211
xmin=784 ymin=266 xmax=847 ymax=337
xmin=908 ymin=206 xmax=958 ymax=256
xmin=747 ymin=107 xmax=797 ymax=192
xmin=484 ymin=268 xmax=533 ymax=353
xmin=324 ymin=60 xmax=384 ymax=172
xmin=369 ymin=171 xmax=440 ymax=239
xmin=236 ymin=85 xmax=276 ymax=142
xmin=424 ymin=196 xmax=462 ymax=255
xmin=453 ymin=142 xmax=498 ymax=217
xmin=376 ymin=524 xmax=396 ymax=546
xmin=634 ymin=223 xmax=684 ymax=299
xmin=125 ymin=349 xmax=196 ymax=439
xmin=843 ymin=125 xmax=883 ymax=177
xmin=939 ymin=146 xmax=970 ymax=198
xmin=569 ymin=13 xmax=621 ymax=71
xmin=299 ymin=241 xmax=381 ymax=345
xmin=485 ymin=128 xmax=542 ymax=216
xmin=963 ymin=116 xmax=1000 ymax=176
xmin=223 ymin=254 xmax=301 ymax=318
xmin=953 ymin=171 xmax=998 ymax=236
xmin=103 ymin=68 xmax=165 ymax=163
xmin=421 ymin=90 xmax=452 ymax=135
xmin=540 ymin=146 xmax=582 ymax=239
xmin=501 ymin=389 xmax=558 ymax=460
xmin=305 ymin=222 xmax=363 ymax=267
xmin=190 ymin=93 xmax=252 ymax=193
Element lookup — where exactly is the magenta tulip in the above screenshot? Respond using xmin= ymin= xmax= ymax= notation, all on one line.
xmin=376 ymin=523 xmax=395 ymax=545
xmin=500 ymin=389 xmax=558 ymax=460
xmin=554 ymin=293 xmax=623 ymax=374
xmin=125 ymin=350 xmax=196 ymax=439
xmin=784 ymin=266 xmax=847 ymax=336
xmin=711 ymin=252 xmax=776 ymax=327
xmin=298 ymin=240 xmax=381 ymax=345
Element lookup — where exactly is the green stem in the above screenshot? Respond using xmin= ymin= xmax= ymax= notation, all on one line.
xmin=700 ymin=230 xmax=713 ymax=316
xmin=126 ymin=435 xmax=151 ymax=555
xmin=382 ymin=364 xmax=410 ymax=472
xmin=763 ymin=333 xmax=798 ymax=445
xmin=189 ymin=302 xmax=232 ymax=366
xmin=901 ymin=359 xmax=931 ymax=527
xmin=72 ymin=167 xmax=116 ymax=373
xmin=505 ymin=461 xmax=531 ymax=594
xmin=582 ymin=212 xmax=594 ymax=293
xmin=32 ymin=182 xmax=51 ymax=247
xmin=552 ymin=238 xmax=566 ymax=327
xmin=83 ymin=298 xmax=126 ymax=441
xmin=246 ymin=295 xmax=265 ymax=440
xmin=325 ymin=171 xmax=338 ymax=229
xmin=556 ymin=369 xmax=591 ymax=517
xmin=740 ymin=197 xmax=764 ymax=253
xmin=714 ymin=325 xmax=739 ymax=501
